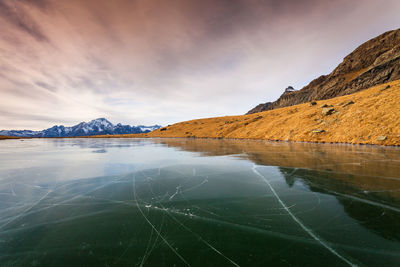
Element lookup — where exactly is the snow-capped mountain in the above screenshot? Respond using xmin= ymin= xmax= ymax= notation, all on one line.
xmin=0 ymin=118 xmax=162 ymax=137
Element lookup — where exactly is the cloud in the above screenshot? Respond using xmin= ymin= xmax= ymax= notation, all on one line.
xmin=0 ymin=0 xmax=399 ymax=130
xmin=0 ymin=0 xmax=49 ymax=42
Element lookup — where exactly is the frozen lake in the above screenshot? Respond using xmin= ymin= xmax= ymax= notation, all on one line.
xmin=0 ymin=138 xmax=399 ymax=266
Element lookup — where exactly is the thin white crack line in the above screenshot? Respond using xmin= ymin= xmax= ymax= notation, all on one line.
xmin=144 ymin=173 xmax=240 ymax=267
xmin=305 ymin=181 xmax=400 ymax=213
xmin=139 ymin=170 xmax=167 ymax=267
xmin=169 ymin=186 xmax=181 ymax=201
xmin=0 ymin=188 xmax=53 ymax=230
xmin=252 ymin=165 xmax=357 ymax=267
xmin=165 ymin=209 xmax=241 ymax=267
xmin=132 ymin=174 xmax=191 ymax=266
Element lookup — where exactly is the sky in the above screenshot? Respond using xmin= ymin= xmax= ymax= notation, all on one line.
xmin=0 ymin=0 xmax=399 ymax=130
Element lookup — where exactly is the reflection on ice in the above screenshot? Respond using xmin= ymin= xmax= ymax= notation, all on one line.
xmin=0 ymin=138 xmax=399 ymax=266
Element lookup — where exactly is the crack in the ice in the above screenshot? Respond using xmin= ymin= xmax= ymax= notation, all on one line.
xmin=252 ymin=165 xmax=357 ymax=267
xmin=132 ymin=173 xmax=191 ymax=266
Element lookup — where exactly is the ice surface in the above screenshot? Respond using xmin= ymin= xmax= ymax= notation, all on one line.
xmin=0 ymin=138 xmax=399 ymax=266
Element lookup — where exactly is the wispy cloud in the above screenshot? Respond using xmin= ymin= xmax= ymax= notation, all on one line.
xmin=0 ymin=0 xmax=399 ymax=130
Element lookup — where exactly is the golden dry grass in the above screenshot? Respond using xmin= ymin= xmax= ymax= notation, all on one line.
xmin=92 ymin=80 xmax=400 ymax=146
xmin=0 ymin=135 xmax=20 ymax=140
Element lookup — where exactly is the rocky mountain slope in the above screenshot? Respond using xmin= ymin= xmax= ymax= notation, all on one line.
xmin=247 ymin=28 xmax=400 ymax=114
xmin=0 ymin=118 xmax=161 ymax=137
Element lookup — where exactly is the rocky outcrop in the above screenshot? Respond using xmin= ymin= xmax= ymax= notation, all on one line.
xmin=246 ymin=86 xmax=295 ymax=114
xmin=247 ymin=28 xmax=400 ymax=114
xmin=245 ymin=102 xmax=272 ymax=115
xmin=321 ymin=107 xmax=335 ymax=116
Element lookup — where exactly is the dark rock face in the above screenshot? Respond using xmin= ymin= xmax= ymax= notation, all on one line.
xmin=0 ymin=118 xmax=162 ymax=137
xmin=321 ymin=107 xmax=335 ymax=116
xmin=247 ymin=28 xmax=400 ymax=114
xmin=340 ymin=100 xmax=355 ymax=107
xmin=246 ymin=102 xmax=272 ymax=115
xmin=284 ymin=86 xmax=295 ymax=93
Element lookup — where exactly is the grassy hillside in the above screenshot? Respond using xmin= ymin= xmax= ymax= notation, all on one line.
xmin=92 ymin=80 xmax=400 ymax=146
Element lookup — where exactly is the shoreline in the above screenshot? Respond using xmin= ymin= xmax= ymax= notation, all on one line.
xmin=2 ymin=80 xmax=399 ymax=147
xmin=95 ymin=80 xmax=400 ymax=146
xmin=3 ymin=136 xmax=400 ymax=148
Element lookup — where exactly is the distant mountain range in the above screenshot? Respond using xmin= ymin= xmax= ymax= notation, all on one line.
xmin=0 ymin=118 xmax=162 ymax=137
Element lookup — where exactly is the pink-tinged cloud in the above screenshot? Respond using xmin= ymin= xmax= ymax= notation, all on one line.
xmin=0 ymin=0 xmax=399 ymax=130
